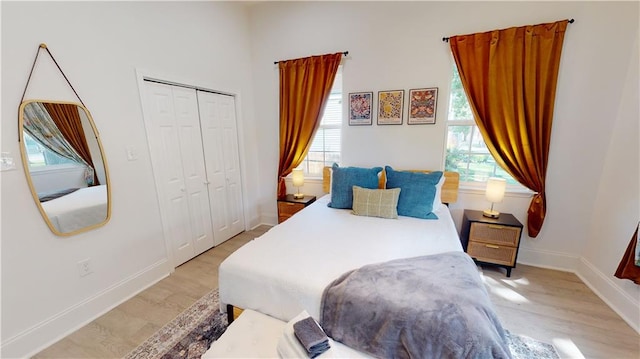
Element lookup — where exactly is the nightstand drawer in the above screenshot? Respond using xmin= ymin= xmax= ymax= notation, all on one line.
xmin=277 ymin=201 xmax=305 ymax=223
xmin=278 ymin=201 xmax=305 ymax=215
xmin=467 ymin=241 xmax=517 ymax=266
xmin=277 ymin=195 xmax=316 ymax=223
xmin=469 ymin=222 xmax=521 ymax=246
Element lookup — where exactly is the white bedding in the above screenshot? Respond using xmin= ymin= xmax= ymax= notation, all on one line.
xmin=204 ymin=309 xmax=372 ymax=359
xmin=219 ymin=194 xmax=462 ymax=322
xmin=41 ymin=185 xmax=108 ymax=233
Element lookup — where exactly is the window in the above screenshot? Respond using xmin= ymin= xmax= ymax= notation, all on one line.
xmin=23 ymin=132 xmax=78 ymax=169
xmin=445 ymin=66 xmax=520 ymax=187
xmin=298 ymin=68 xmax=342 ymax=177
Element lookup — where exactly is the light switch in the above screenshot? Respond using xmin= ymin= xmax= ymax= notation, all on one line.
xmin=1 ymin=152 xmax=16 ymax=171
xmin=125 ymin=146 xmax=138 ymax=161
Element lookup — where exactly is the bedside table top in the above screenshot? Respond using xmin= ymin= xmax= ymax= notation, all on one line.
xmin=464 ymin=209 xmax=523 ymax=228
xmin=278 ymin=194 xmax=316 ymax=205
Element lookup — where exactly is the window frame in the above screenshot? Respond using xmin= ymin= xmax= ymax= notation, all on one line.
xmin=22 ymin=131 xmax=82 ymax=171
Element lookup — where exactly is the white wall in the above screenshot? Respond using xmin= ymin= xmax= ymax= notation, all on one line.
xmin=1 ymin=2 xmax=258 ymax=357
xmin=249 ymin=1 xmax=639 ymax=332
xmin=579 ymin=32 xmax=640 ymax=332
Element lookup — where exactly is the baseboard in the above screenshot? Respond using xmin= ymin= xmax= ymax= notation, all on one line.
xmin=1 ymin=259 xmax=172 ymax=358
xmin=250 ymin=222 xmax=275 ymax=231
xmin=517 ymin=247 xmax=580 ymax=272
xmin=575 ymin=258 xmax=640 ymax=334
xmin=258 ymin=213 xmax=278 ymax=227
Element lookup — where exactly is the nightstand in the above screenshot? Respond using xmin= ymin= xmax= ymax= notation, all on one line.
xmin=277 ymin=194 xmax=316 ymax=223
xmin=460 ymin=209 xmax=523 ymax=277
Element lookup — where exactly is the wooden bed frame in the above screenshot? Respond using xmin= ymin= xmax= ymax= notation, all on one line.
xmin=322 ymin=166 xmax=460 ymax=204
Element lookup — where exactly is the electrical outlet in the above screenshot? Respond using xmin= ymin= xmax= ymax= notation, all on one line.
xmin=77 ymin=258 xmax=92 ymax=277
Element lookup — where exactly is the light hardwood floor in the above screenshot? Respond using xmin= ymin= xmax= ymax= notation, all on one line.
xmin=35 ymin=225 xmax=639 ymax=358
xmin=33 ymin=226 xmax=265 ymax=359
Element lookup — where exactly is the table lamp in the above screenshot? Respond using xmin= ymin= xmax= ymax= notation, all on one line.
xmin=292 ymin=169 xmax=305 ymax=199
xmin=483 ymin=177 xmax=506 ymax=218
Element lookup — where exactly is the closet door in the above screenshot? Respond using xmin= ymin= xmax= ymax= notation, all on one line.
xmin=143 ymin=82 xmax=215 ymax=266
xmin=197 ymin=91 xmax=245 ymax=245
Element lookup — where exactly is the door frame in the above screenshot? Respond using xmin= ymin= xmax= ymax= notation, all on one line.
xmin=135 ymin=68 xmax=249 ymax=270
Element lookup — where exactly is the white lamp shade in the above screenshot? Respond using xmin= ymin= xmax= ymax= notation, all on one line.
xmin=292 ymin=169 xmax=304 ymax=187
xmin=485 ymin=177 xmax=506 ymax=203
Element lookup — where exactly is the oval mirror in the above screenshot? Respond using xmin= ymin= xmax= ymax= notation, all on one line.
xmin=18 ymin=100 xmax=111 ymax=236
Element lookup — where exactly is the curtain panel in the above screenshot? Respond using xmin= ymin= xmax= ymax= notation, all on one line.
xmin=615 ymin=223 xmax=640 ymax=285
xmin=43 ymin=102 xmax=99 ymax=185
xmin=22 ymin=102 xmax=91 ymax=175
xmin=277 ymin=53 xmax=342 ymax=198
xmin=449 ymin=20 xmax=568 ymax=237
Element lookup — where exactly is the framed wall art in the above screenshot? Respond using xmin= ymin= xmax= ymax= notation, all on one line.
xmin=377 ymin=90 xmax=404 ymax=125
xmin=348 ymin=92 xmax=373 ymax=126
xmin=408 ymin=87 xmax=438 ymax=125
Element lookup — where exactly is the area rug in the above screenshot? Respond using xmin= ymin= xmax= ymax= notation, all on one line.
xmin=126 ymin=288 xmax=559 ymax=359
xmin=506 ymin=330 xmax=560 ymax=359
xmin=124 ymin=289 xmax=227 ymax=359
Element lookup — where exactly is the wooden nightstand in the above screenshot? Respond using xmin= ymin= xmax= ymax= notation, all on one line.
xmin=460 ymin=209 xmax=523 ymax=277
xmin=277 ymin=194 xmax=316 ymax=223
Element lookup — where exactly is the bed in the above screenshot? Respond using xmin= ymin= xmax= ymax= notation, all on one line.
xmin=220 ymin=191 xmax=462 ymax=319
xmin=219 ymin=166 xmax=462 ymax=322
xmin=218 ymin=165 xmax=511 ymax=358
xmin=40 ymin=184 xmax=108 ymax=233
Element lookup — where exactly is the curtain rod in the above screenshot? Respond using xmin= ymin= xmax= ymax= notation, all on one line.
xmin=441 ymin=19 xmax=574 ymax=42
xmin=273 ymin=51 xmax=349 ymax=65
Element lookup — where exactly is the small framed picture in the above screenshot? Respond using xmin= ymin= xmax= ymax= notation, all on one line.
xmin=348 ymin=92 xmax=373 ymax=126
xmin=377 ymin=90 xmax=404 ymax=125
xmin=408 ymin=88 xmax=438 ymax=125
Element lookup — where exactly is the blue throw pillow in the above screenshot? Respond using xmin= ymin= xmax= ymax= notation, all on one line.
xmin=328 ymin=163 xmax=382 ymax=209
xmin=385 ymin=166 xmax=443 ymax=219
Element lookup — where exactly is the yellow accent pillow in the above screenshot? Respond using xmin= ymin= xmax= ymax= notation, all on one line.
xmin=351 ymin=186 xmax=401 ymax=219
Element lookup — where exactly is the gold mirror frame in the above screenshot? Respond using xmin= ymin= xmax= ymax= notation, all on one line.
xmin=18 ymin=99 xmax=111 ymax=236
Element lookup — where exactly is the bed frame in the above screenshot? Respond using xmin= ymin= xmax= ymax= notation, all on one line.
xmin=322 ymin=167 xmax=460 ymax=204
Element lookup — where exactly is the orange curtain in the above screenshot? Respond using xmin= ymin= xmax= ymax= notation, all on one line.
xmin=615 ymin=223 xmax=640 ymax=285
xmin=43 ymin=102 xmax=99 ymax=185
xmin=449 ymin=20 xmax=568 ymax=237
xmin=277 ymin=53 xmax=342 ymax=197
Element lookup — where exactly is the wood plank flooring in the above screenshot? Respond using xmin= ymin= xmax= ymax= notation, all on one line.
xmin=33 ymin=226 xmax=264 ymax=359
xmin=481 ymin=264 xmax=639 ymax=358
xmin=35 ymin=225 xmax=639 ymax=358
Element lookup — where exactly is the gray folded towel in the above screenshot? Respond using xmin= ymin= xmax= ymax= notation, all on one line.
xmin=293 ymin=316 xmax=330 ymax=358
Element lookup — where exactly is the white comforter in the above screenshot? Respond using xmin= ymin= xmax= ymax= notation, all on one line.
xmin=41 ymin=185 xmax=108 ymax=233
xmin=219 ymin=194 xmax=462 ymax=322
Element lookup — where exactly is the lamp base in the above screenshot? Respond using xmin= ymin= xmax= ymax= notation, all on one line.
xmin=483 ymin=209 xmax=500 ymax=218
xmin=293 ymin=193 xmax=304 ymax=199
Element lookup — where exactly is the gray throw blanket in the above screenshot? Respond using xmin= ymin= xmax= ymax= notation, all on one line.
xmin=320 ymin=251 xmax=512 ymax=359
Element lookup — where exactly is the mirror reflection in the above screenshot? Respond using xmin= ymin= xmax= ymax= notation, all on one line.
xmin=19 ymin=100 xmax=110 ymax=235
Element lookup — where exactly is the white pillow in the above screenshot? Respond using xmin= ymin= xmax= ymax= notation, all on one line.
xmin=432 ymin=174 xmax=445 ymax=210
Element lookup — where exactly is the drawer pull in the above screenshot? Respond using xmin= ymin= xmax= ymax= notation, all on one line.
xmin=485 ymin=244 xmax=500 ymax=249
xmin=488 ymin=225 xmax=507 ymax=230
